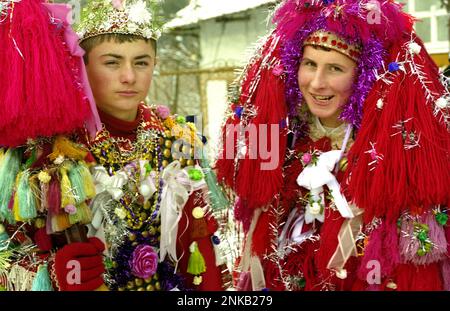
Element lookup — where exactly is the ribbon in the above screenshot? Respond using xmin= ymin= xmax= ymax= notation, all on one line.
xmin=158 ymin=161 xmax=205 ymax=265
xmin=278 ymin=208 xmax=315 ymax=256
xmin=297 ymin=150 xmax=354 ymax=222
xmin=327 ymin=204 xmax=363 ymax=271
xmin=238 ymin=208 xmax=266 ymax=290
xmin=91 ymin=165 xmax=128 ymax=201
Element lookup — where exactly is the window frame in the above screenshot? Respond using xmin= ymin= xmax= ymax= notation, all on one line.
xmin=402 ymin=0 xmax=449 ymax=54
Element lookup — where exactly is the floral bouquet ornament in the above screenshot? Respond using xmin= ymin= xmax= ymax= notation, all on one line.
xmin=76 ymin=0 xmax=163 ymax=42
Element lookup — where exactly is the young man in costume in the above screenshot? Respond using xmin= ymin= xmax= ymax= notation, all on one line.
xmin=217 ymin=0 xmax=450 ymax=291
xmin=52 ymin=0 xmax=227 ymax=291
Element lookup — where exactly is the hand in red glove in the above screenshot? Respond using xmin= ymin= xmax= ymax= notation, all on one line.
xmin=54 ymin=237 xmax=105 ymax=291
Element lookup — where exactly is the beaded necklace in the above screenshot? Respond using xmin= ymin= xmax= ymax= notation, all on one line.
xmin=89 ymin=105 xmax=165 ymax=173
xmin=89 ymin=106 xmax=166 ymax=230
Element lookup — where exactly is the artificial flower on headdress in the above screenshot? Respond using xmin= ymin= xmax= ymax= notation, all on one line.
xmin=76 ymin=0 xmax=163 ymax=42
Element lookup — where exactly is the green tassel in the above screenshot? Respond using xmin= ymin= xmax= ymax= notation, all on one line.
xmin=0 ymin=148 xmax=22 ymax=223
xmin=0 ymin=224 xmax=9 ymax=251
xmin=199 ymin=151 xmax=229 ymax=212
xmin=24 ymin=149 xmax=37 ymax=169
xmin=187 ymin=241 xmax=206 ymax=275
xmin=17 ymin=170 xmax=37 ymax=220
xmin=68 ymin=162 xmax=87 ymax=203
xmin=68 ymin=202 xmax=92 ymax=225
xmin=31 ymin=264 xmax=54 ymax=291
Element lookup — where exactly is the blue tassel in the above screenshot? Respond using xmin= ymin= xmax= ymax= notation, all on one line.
xmin=31 ymin=264 xmax=54 ymax=291
xmin=0 ymin=148 xmax=22 ymax=223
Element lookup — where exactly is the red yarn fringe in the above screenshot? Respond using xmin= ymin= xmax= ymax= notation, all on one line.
xmin=216 ymin=34 xmax=288 ymax=229
xmin=346 ymin=38 xmax=450 ymax=223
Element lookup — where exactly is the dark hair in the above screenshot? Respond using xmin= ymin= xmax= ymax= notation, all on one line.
xmin=310 ymin=45 xmax=332 ymax=52
xmin=80 ymin=33 xmax=157 ymax=64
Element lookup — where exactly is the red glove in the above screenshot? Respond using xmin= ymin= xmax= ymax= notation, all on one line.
xmin=54 ymin=237 xmax=105 ymax=291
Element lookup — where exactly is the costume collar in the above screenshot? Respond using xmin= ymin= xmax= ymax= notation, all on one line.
xmin=309 ymin=116 xmax=352 ymax=151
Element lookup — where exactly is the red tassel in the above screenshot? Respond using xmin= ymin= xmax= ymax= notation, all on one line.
xmin=346 ymin=38 xmax=450 ymax=223
xmin=441 ymin=259 xmax=450 ymax=291
xmin=283 ymin=241 xmax=318 ymax=290
xmin=315 ymin=209 xmax=345 ymax=273
xmin=0 ymin=0 xmax=90 ymax=146
xmin=34 ymin=227 xmax=52 ymax=251
xmin=263 ymin=259 xmax=285 ymax=290
xmin=216 ymin=34 xmax=288 ymax=225
xmin=47 ymin=175 xmax=61 ymax=215
xmin=394 ymin=263 xmax=443 ymax=290
xmin=251 ymin=210 xmax=271 ymax=256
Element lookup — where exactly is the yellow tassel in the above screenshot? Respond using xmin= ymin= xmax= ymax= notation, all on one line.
xmin=13 ymin=190 xmax=22 ymax=222
xmin=13 ymin=173 xmax=23 ymax=222
xmin=53 ymin=213 xmax=71 ymax=232
xmin=48 ymin=136 xmax=87 ymax=162
xmin=60 ymin=165 xmax=75 ymax=209
xmin=78 ymin=161 xmax=96 ymax=199
xmin=68 ymin=202 xmax=92 ymax=225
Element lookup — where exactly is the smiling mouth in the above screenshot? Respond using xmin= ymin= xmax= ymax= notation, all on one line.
xmin=311 ymin=94 xmax=334 ymax=101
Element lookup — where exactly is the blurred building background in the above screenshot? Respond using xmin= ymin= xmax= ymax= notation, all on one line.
xmin=149 ymin=0 xmax=278 ymax=158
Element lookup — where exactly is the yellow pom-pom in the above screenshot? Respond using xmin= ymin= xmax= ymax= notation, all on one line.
xmin=192 ymin=207 xmax=205 ymax=219
xmin=34 ymin=218 xmax=46 ymax=229
xmin=38 ymin=171 xmax=51 ymax=183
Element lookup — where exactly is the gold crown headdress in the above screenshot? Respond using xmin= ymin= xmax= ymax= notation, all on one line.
xmin=303 ymin=30 xmax=362 ymax=62
xmin=76 ymin=0 xmax=163 ymax=43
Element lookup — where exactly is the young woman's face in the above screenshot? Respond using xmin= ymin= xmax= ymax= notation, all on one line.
xmin=86 ymin=39 xmax=156 ymax=121
xmin=298 ymin=45 xmax=357 ymax=127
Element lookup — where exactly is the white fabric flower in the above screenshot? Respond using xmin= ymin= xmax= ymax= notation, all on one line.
xmin=408 ymin=42 xmax=421 ymax=55
xmin=128 ymin=1 xmax=152 ymax=24
xmin=127 ymin=22 xmax=139 ymax=33
xmin=436 ymin=97 xmax=448 ymax=109
xmin=304 ymin=201 xmax=325 ymax=224
xmin=309 ymin=202 xmax=322 ymax=215
xmin=143 ymin=28 xmax=153 ymax=39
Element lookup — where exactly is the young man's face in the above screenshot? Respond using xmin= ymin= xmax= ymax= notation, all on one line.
xmin=85 ymin=39 xmax=156 ymax=121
